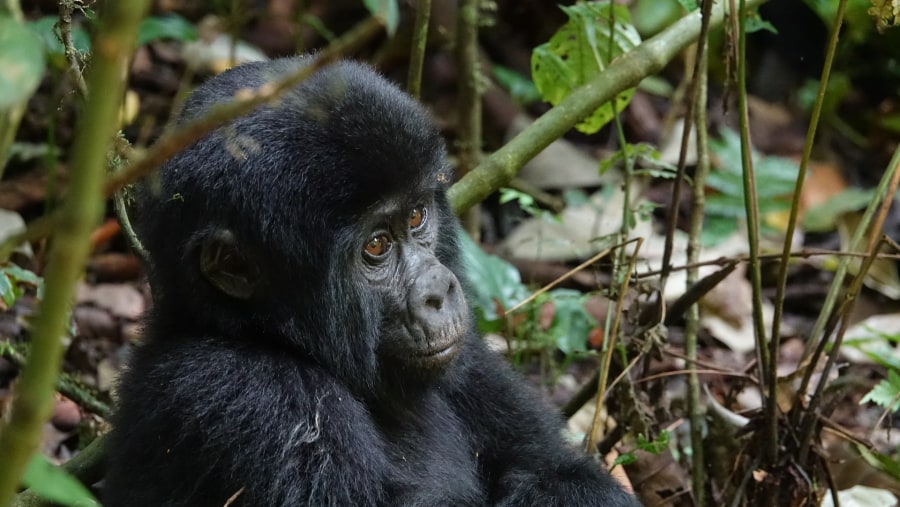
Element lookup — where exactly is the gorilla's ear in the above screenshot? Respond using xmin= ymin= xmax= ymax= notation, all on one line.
xmin=200 ymin=229 xmax=258 ymax=300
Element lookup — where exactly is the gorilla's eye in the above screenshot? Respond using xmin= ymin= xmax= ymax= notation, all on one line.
xmin=364 ymin=234 xmax=392 ymax=258
xmin=409 ymin=206 xmax=427 ymax=230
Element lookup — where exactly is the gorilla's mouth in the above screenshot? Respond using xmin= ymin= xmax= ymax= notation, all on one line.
xmin=420 ymin=340 xmax=459 ymax=360
xmin=398 ymin=318 xmax=467 ymax=370
xmin=411 ymin=331 xmax=462 ymax=369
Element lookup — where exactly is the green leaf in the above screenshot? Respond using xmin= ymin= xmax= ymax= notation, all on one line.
xmin=797 ymin=75 xmax=850 ymax=117
xmin=531 ymin=2 xmax=641 ymax=134
xmin=545 ymin=289 xmax=596 ymax=354
xmin=709 ymin=128 xmax=800 ymax=197
xmin=563 ymin=189 xmax=590 ymax=207
xmin=612 ymin=452 xmax=638 ymax=466
xmin=637 ymin=75 xmax=674 ymax=97
xmin=4 ymin=263 xmax=42 ymax=286
xmin=492 ymin=65 xmax=541 ymax=104
xmin=363 ymin=0 xmax=399 ymax=36
xmin=676 ymin=0 xmax=699 ymax=11
xmin=705 ymin=127 xmax=800 ymax=232
xmin=22 ymin=453 xmax=99 ymax=507
xmin=802 ymin=0 xmax=874 ymax=41
xmin=745 ymin=13 xmax=778 ymax=34
xmin=701 ymin=215 xmax=739 ymax=246
xmin=0 ymin=264 xmax=42 ymax=308
xmin=137 ymin=14 xmax=197 ymax=46
xmin=604 ymin=141 xmax=677 ymax=179
xmin=636 ymin=430 xmax=670 ymax=453
xmin=0 ymin=15 xmax=46 ymax=110
xmin=632 ymin=0 xmax=683 ymax=36
xmin=28 ymin=16 xmax=91 ymax=57
xmin=857 ymin=445 xmax=900 ymax=482
xmin=0 ymin=272 xmax=16 ymax=307
xmin=458 ymin=230 xmax=530 ymax=330
xmin=614 ymin=431 xmax=669 ymax=467
xmin=498 ymin=188 xmax=541 ymax=217
xmin=802 ymin=187 xmax=874 ymax=232
xmin=861 ymin=369 xmax=900 ymax=411
xmin=860 ymin=347 xmax=900 ymax=371
xmin=301 ymin=14 xmax=336 ymax=42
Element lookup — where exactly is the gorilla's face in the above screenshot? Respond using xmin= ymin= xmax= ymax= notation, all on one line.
xmin=356 ymin=196 xmax=468 ymax=373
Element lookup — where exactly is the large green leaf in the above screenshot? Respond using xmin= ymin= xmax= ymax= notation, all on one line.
xmin=544 ymin=289 xmax=596 ymax=354
xmin=0 ymin=15 xmax=46 ymax=110
xmin=458 ymin=230 xmax=530 ymax=331
xmin=28 ymin=16 xmax=91 ymax=57
xmin=531 ymin=2 xmax=641 ymax=134
xmin=137 ymin=14 xmax=197 ymax=46
xmin=703 ymin=127 xmax=801 ymax=244
xmin=22 ymin=453 xmax=98 ymax=507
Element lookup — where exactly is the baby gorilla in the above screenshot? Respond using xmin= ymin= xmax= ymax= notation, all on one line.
xmin=105 ymin=57 xmax=641 ymax=507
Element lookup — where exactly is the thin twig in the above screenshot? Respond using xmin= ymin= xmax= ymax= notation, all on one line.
xmin=685 ymin=2 xmax=715 ymax=501
xmin=730 ymin=0 xmax=773 ymax=467
xmin=57 ymin=0 xmax=88 ymax=97
xmin=589 ymin=238 xmax=642 ymax=452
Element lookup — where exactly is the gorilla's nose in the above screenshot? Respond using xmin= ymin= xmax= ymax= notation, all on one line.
xmin=410 ymin=264 xmax=462 ymax=327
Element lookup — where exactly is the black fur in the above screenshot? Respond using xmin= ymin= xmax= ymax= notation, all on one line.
xmin=105 ymin=57 xmax=641 ymax=507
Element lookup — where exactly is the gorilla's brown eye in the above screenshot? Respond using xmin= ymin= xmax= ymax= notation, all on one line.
xmin=364 ymin=234 xmax=391 ymax=257
xmin=409 ymin=206 xmax=426 ymax=230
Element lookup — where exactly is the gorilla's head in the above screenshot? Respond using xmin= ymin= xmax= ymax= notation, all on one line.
xmin=138 ymin=58 xmax=470 ymax=398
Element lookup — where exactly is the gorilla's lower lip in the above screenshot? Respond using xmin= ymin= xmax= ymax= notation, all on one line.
xmin=421 ymin=341 xmax=459 ymax=359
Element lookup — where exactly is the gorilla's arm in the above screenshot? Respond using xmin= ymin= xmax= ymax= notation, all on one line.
xmin=448 ymin=339 xmax=640 ymax=507
xmin=105 ymin=338 xmax=390 ymax=507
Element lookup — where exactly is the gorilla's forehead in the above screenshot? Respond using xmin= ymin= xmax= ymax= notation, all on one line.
xmin=160 ymin=58 xmax=448 ymax=239
xmin=257 ymin=67 xmax=443 ymax=211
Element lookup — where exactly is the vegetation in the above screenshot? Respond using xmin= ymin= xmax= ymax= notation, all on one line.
xmin=1 ymin=0 xmax=899 ymax=505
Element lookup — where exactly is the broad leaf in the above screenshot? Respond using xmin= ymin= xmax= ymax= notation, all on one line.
xmin=0 ymin=15 xmax=46 ymax=110
xmin=22 ymin=454 xmax=98 ymax=507
xmin=531 ymin=2 xmax=641 ymax=134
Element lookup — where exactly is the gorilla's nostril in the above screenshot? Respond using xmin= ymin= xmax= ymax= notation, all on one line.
xmin=425 ymin=295 xmax=444 ymax=310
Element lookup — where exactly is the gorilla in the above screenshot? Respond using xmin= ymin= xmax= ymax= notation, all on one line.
xmin=104 ymin=56 xmax=641 ymax=507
